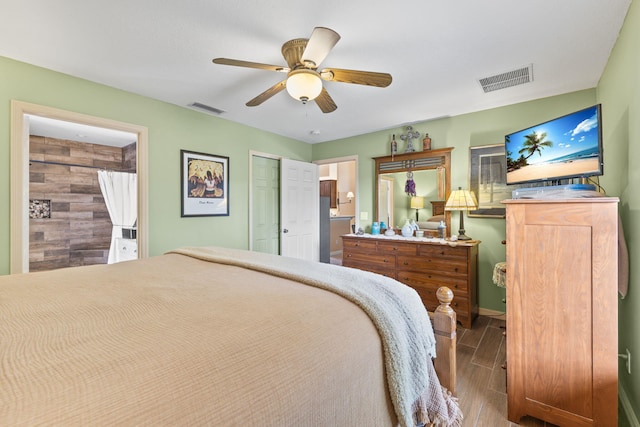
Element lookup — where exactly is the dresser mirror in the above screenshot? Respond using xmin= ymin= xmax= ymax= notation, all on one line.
xmin=374 ymin=148 xmax=452 ymax=236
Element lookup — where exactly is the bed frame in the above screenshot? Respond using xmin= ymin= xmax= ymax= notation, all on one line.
xmin=431 ymin=286 xmax=457 ymax=395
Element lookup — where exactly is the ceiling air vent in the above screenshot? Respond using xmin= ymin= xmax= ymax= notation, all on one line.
xmin=478 ymin=64 xmax=533 ymax=93
xmin=188 ymin=102 xmax=225 ymax=115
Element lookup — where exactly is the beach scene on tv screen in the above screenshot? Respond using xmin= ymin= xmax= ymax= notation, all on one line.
xmin=506 ymin=105 xmax=601 ymax=184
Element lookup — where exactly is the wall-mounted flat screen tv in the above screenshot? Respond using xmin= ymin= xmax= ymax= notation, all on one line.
xmin=505 ymin=104 xmax=603 ymax=185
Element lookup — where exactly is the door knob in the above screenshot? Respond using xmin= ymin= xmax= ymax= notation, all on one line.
xmin=283 ymin=229 xmax=289 ymax=233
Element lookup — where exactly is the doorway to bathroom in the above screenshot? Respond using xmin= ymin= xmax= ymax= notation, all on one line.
xmin=10 ymin=101 xmax=148 ymax=273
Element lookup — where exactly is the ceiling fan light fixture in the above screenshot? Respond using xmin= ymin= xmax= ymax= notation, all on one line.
xmin=286 ymin=69 xmax=322 ymax=103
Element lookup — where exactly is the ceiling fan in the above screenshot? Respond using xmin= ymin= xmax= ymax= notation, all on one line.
xmin=212 ymin=27 xmax=392 ymax=113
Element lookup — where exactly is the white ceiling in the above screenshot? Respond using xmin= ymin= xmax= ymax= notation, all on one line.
xmin=1 ymin=1 xmax=631 ymax=144
xmin=28 ymin=115 xmax=137 ymax=148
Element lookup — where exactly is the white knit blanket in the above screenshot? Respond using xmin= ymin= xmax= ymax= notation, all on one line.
xmin=169 ymin=247 xmax=462 ymax=427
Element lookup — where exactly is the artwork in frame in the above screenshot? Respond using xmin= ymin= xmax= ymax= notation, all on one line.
xmin=468 ymin=144 xmax=510 ymax=218
xmin=181 ymin=150 xmax=229 ymax=217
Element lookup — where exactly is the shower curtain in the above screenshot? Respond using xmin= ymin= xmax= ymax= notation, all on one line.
xmin=98 ymin=170 xmax=137 ymax=264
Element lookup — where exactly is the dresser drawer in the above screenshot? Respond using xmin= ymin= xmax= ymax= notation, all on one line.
xmin=376 ymin=241 xmax=417 ymax=256
xmin=343 ymin=251 xmax=395 ymax=267
xmin=343 ymin=259 xmax=396 ymax=279
xmin=397 ymin=270 xmax=469 ymax=294
xmin=342 ymin=238 xmax=377 ymax=253
xmin=418 ymin=244 xmax=469 ymax=261
xmin=397 ymin=255 xmax=468 ymax=275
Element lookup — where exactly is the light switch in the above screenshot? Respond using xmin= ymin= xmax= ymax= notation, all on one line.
xmin=360 ymin=211 xmax=369 ymax=220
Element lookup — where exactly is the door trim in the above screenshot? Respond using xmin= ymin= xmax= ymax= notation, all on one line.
xmin=10 ymin=100 xmax=149 ymax=273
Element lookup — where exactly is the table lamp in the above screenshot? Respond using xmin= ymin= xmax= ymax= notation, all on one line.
xmin=445 ymin=187 xmax=478 ymax=240
xmin=410 ymin=196 xmax=424 ymax=221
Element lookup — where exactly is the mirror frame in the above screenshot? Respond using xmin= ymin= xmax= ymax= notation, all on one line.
xmin=373 ymin=148 xmax=453 ymax=236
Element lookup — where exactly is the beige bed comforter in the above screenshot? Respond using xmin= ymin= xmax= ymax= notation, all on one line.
xmin=1 ymin=247 xmax=461 ymax=426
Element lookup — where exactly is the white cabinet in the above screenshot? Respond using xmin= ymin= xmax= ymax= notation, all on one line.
xmin=114 ymin=238 xmax=138 ymax=262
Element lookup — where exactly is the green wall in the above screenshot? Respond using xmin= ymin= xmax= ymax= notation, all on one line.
xmin=0 ymin=56 xmax=310 ymax=275
xmin=598 ymin=0 xmax=640 ymax=416
xmin=313 ymin=89 xmax=597 ymax=314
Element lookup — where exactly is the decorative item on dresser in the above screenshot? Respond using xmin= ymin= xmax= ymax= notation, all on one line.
xmin=342 ymin=235 xmax=479 ymax=329
xmin=422 ymin=133 xmax=432 ymax=151
xmin=504 ymin=198 xmax=619 ymax=426
xmin=399 ymin=125 xmax=420 ymax=153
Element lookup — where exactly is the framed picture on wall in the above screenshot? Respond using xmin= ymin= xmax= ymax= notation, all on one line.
xmin=468 ymin=144 xmax=510 ymax=218
xmin=181 ymin=150 xmax=229 ymax=217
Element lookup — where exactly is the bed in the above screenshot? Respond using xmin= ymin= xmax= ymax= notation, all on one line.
xmin=1 ymin=246 xmax=461 ymax=426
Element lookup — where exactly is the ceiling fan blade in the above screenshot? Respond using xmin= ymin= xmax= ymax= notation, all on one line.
xmin=315 ymin=88 xmax=337 ymax=113
xmin=246 ymin=80 xmax=287 ymax=107
xmin=321 ymin=68 xmax=392 ymax=87
xmin=213 ymin=58 xmax=289 ymax=73
xmin=301 ymin=27 xmax=340 ymax=68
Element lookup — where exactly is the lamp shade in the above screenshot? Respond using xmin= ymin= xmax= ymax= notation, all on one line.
xmin=410 ymin=196 xmax=424 ymax=209
xmin=346 ymin=191 xmax=355 ymax=199
xmin=286 ymin=69 xmax=323 ymax=102
xmin=445 ymin=187 xmax=478 ymax=211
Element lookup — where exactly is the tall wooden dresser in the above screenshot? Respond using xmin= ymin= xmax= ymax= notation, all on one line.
xmin=504 ymin=198 xmax=619 ymax=426
xmin=342 ymin=235 xmax=479 ymax=328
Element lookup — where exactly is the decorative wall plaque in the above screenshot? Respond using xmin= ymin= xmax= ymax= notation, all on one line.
xmin=29 ymin=199 xmax=51 ymax=219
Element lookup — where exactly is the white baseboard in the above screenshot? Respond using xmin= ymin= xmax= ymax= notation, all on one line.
xmin=478 ymin=307 xmax=506 ymax=321
xmin=620 ymin=382 xmax=640 ymax=426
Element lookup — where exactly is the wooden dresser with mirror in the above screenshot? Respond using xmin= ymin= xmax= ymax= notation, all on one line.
xmin=342 ymin=148 xmax=479 ymax=328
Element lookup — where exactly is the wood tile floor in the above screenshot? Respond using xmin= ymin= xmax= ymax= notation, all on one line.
xmin=457 ymin=315 xmax=631 ymax=426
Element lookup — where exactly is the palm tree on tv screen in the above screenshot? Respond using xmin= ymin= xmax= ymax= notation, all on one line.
xmin=518 ymin=131 xmax=553 ymax=161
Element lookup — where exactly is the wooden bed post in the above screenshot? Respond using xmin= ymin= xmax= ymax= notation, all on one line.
xmin=432 ymin=286 xmax=457 ymax=396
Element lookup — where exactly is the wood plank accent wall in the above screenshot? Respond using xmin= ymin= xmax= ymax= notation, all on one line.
xmin=29 ymin=136 xmax=137 ymax=272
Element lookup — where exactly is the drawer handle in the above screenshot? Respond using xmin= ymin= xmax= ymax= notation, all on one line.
xmin=347 ymin=254 xmax=352 ymax=258
xmin=393 ymin=247 xmax=398 ymax=251
xmin=355 ymin=243 xmax=360 ymax=247
xmin=440 ymin=251 xmax=445 ymax=255
xmin=403 ymin=261 xmax=409 ymax=265
xmin=454 ymin=267 xmax=459 ymax=272
xmin=384 ymin=259 xmax=389 ymax=263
